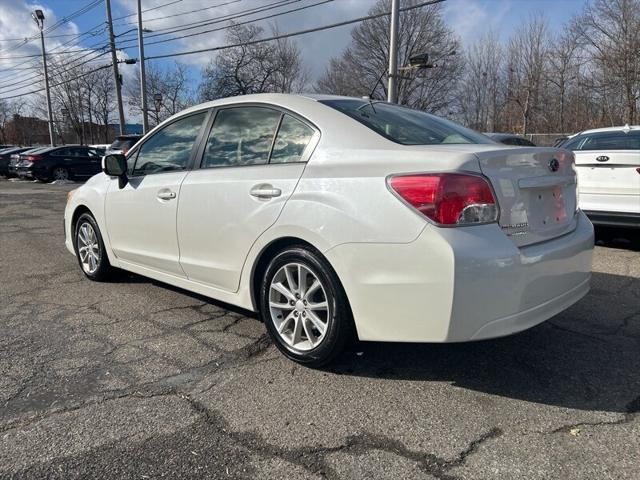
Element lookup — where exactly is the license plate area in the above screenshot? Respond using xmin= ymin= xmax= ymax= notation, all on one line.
xmin=524 ymin=185 xmax=570 ymax=232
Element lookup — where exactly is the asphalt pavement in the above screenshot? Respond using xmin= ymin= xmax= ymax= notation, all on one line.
xmin=1 ymin=179 xmax=638 ymax=479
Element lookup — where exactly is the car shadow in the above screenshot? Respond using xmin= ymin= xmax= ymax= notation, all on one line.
xmin=110 ymin=267 xmax=638 ymax=414
xmin=329 ymin=270 xmax=640 ymax=414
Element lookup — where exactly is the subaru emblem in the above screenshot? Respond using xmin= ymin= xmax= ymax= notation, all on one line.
xmin=548 ymin=158 xmax=560 ymax=172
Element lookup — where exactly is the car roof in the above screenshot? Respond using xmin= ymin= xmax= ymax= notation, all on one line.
xmin=572 ymin=124 xmax=640 ymax=136
xmin=24 ymin=147 xmax=54 ymax=154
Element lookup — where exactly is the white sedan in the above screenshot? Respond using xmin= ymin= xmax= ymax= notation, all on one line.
xmin=65 ymin=94 xmax=594 ymax=366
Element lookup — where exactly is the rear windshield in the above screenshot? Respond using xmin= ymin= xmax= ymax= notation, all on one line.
xmin=319 ymin=99 xmax=492 ymax=146
xmin=111 ymin=137 xmax=140 ymax=149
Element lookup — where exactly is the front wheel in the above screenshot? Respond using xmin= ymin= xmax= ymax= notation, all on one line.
xmin=74 ymin=213 xmax=113 ymax=281
xmin=259 ymin=247 xmax=354 ymax=367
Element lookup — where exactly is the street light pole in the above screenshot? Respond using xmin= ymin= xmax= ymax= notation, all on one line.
xmin=105 ymin=0 xmax=126 ymax=135
xmin=32 ymin=10 xmax=54 ymax=147
xmin=387 ymin=0 xmax=400 ymax=103
xmin=137 ymin=0 xmax=149 ymax=134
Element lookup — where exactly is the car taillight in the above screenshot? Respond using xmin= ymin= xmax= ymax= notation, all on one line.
xmin=388 ymin=173 xmax=499 ymax=226
xmin=26 ymin=155 xmax=43 ymax=161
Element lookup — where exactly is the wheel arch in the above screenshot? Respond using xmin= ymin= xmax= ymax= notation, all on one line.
xmin=71 ymin=204 xmax=94 ymax=234
xmin=249 ymin=236 xmax=353 ymax=323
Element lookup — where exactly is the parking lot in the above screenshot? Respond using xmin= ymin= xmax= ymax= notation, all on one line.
xmin=0 ymin=179 xmax=638 ymax=479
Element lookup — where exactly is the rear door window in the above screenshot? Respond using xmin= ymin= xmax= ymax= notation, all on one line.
xmin=270 ymin=114 xmax=315 ymax=164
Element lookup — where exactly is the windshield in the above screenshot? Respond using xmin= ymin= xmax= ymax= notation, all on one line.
xmin=319 ymin=99 xmax=492 ymax=146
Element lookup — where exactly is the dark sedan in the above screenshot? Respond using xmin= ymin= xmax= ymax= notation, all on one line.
xmin=0 ymin=147 xmax=34 ymax=176
xmin=485 ymin=133 xmax=536 ymax=147
xmin=16 ymin=145 xmax=104 ymax=182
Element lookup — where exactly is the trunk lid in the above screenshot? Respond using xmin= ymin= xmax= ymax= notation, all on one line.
xmin=474 ymin=147 xmax=578 ymax=247
xmin=574 ymin=148 xmax=640 ymax=214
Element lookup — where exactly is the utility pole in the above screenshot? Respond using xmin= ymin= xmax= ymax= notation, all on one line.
xmin=137 ymin=0 xmax=149 ymax=134
xmin=105 ymin=0 xmax=126 ymax=135
xmin=32 ymin=10 xmax=54 ymax=147
xmin=387 ymin=0 xmax=400 ymax=103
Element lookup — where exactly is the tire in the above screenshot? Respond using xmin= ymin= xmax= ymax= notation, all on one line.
xmin=51 ymin=166 xmax=70 ymax=182
xmin=259 ymin=246 xmax=354 ymax=367
xmin=73 ymin=213 xmax=113 ymax=281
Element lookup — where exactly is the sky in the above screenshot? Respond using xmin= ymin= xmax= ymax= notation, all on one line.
xmin=0 ymin=0 xmax=587 ymax=107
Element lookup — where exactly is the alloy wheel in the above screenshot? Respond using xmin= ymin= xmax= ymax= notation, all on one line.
xmin=52 ymin=167 xmax=68 ymax=181
xmin=77 ymin=222 xmax=100 ymax=274
xmin=269 ymin=262 xmax=330 ymax=352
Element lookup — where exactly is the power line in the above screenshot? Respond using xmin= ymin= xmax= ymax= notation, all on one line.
xmin=131 ymin=0 xmax=298 ymax=36
xmin=0 ymin=0 xmax=105 ymax=55
xmin=1 ymin=0 xmax=446 ymax=101
xmin=0 ymin=47 xmax=105 ymax=61
xmin=146 ymin=0 xmax=445 ymax=61
xmin=114 ymin=0 xmax=306 ymax=51
xmin=112 ymin=0 xmax=184 ymax=21
xmin=119 ymin=0 xmax=242 ymax=25
xmin=0 ymin=49 xmax=111 ymax=94
xmin=122 ymin=0 xmax=333 ymax=50
xmin=0 ymin=62 xmax=117 ymax=100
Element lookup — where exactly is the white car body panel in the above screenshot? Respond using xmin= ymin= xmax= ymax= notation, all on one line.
xmin=65 ymin=93 xmax=594 ymax=343
xmin=177 ymin=163 xmax=307 ymax=292
xmin=575 ymin=149 xmax=640 ymax=213
xmin=105 ymin=171 xmax=189 ymax=277
xmin=567 ymin=125 xmax=640 ymax=227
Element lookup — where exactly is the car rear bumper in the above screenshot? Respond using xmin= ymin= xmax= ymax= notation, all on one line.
xmin=325 ymin=210 xmax=594 ymax=343
xmin=583 ymin=210 xmax=640 ymax=228
xmin=16 ymin=167 xmax=33 ymax=178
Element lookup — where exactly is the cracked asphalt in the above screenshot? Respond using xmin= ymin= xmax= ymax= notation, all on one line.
xmin=1 ymin=179 xmax=639 ymax=479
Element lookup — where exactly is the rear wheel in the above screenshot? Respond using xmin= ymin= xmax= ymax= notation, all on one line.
xmin=51 ymin=166 xmax=70 ymax=181
xmin=74 ymin=213 xmax=113 ymax=281
xmin=260 ymin=246 xmax=353 ymax=367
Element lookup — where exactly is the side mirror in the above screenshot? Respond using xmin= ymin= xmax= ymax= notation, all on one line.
xmin=102 ymin=154 xmax=128 ymax=188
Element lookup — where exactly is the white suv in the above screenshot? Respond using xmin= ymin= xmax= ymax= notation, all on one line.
xmin=563 ymin=125 xmax=640 ymax=228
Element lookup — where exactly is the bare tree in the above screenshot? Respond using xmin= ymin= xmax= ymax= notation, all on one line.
xmin=91 ymin=68 xmax=116 ymax=143
xmin=572 ymin=0 xmax=640 ymax=124
xmin=545 ymin=32 xmax=580 ymax=132
xmin=316 ymin=0 xmax=462 ymax=115
xmin=505 ymin=14 xmax=549 ymax=134
xmin=198 ymin=23 xmax=309 ymax=100
xmin=457 ymin=31 xmax=504 ymax=131
xmin=127 ymin=61 xmax=194 ymax=127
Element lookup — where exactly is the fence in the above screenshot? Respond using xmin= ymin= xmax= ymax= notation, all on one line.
xmin=522 ymin=133 xmax=571 ymax=147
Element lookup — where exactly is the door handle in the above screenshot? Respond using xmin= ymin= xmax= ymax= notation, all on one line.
xmin=157 ymin=190 xmax=176 ymax=200
xmin=250 ymin=184 xmax=282 ymax=199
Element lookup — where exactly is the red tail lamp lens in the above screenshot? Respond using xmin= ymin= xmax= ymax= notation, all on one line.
xmin=388 ymin=173 xmax=498 ymax=225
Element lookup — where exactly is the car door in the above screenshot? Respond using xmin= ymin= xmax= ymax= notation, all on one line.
xmin=571 ymin=130 xmax=640 ymax=213
xmin=64 ymin=147 xmax=90 ymax=177
xmin=177 ymin=105 xmax=320 ymax=292
xmin=50 ymin=147 xmax=73 ymax=171
xmin=104 ymin=110 xmax=209 ymax=276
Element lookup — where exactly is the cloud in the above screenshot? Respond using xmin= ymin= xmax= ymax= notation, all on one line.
xmin=443 ymin=0 xmax=512 ymax=45
xmin=0 ymin=0 xmax=97 ymax=99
